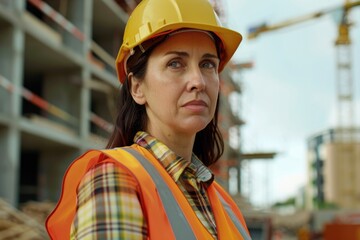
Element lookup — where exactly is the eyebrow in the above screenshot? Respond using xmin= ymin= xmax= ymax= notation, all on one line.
xmin=165 ymin=51 xmax=219 ymax=60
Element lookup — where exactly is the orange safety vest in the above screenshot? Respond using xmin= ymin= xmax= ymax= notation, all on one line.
xmin=46 ymin=145 xmax=251 ymax=240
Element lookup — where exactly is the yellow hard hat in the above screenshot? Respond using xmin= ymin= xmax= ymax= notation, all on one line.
xmin=115 ymin=0 xmax=242 ymax=83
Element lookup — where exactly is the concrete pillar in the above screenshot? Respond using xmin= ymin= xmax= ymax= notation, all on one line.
xmin=64 ymin=0 xmax=93 ymax=146
xmin=0 ymin=128 xmax=21 ymax=205
xmin=0 ymin=1 xmax=25 ymax=206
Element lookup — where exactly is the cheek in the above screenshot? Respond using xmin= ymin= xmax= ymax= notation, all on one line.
xmin=209 ymin=79 xmax=220 ymax=111
xmin=209 ymin=79 xmax=220 ymax=97
xmin=145 ymin=81 xmax=176 ymax=109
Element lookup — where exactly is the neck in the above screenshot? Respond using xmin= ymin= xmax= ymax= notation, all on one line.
xmin=164 ymin=135 xmax=195 ymax=162
xmin=146 ymin=127 xmax=195 ymax=162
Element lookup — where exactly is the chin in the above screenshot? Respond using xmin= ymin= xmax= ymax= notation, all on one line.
xmin=180 ymin=119 xmax=211 ymax=134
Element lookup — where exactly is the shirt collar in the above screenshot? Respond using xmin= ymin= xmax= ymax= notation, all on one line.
xmin=134 ymin=131 xmax=214 ymax=185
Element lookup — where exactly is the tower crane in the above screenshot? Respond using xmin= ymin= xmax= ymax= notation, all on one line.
xmin=248 ymin=0 xmax=360 ymax=139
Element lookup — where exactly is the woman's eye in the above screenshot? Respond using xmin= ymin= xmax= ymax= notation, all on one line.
xmin=201 ymin=60 xmax=217 ymax=69
xmin=167 ymin=60 xmax=183 ymax=69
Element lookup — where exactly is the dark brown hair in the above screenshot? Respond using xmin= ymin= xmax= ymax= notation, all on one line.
xmin=106 ymin=34 xmax=224 ymax=166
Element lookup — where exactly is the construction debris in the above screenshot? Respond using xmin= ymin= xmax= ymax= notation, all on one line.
xmin=0 ymin=198 xmax=53 ymax=240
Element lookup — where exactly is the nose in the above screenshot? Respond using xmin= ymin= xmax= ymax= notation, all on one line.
xmin=187 ymin=66 xmax=205 ymax=92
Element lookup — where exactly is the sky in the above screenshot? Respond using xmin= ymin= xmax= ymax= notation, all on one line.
xmin=224 ymin=0 xmax=360 ymax=207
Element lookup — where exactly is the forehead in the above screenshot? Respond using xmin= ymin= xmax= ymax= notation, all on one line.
xmin=153 ymin=31 xmax=217 ymax=54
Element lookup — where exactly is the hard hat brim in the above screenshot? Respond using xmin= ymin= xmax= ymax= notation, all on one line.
xmin=116 ymin=23 xmax=242 ymax=84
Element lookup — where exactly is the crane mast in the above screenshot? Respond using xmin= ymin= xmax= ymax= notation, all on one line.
xmin=335 ymin=0 xmax=354 ymax=140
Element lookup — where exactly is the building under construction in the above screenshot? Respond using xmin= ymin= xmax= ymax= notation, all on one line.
xmin=0 ymin=0 xmax=247 ymax=208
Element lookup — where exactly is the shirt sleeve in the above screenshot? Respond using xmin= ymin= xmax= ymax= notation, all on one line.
xmin=70 ymin=161 xmax=148 ymax=239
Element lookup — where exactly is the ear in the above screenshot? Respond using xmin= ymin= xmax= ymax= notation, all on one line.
xmin=129 ymin=73 xmax=146 ymax=105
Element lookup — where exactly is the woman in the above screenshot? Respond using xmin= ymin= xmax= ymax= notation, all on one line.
xmin=46 ymin=0 xmax=251 ymax=239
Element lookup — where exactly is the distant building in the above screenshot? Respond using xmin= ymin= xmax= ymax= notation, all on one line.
xmin=306 ymin=128 xmax=360 ymax=210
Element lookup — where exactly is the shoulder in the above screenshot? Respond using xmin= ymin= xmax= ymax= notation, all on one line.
xmin=77 ymin=160 xmax=140 ymax=203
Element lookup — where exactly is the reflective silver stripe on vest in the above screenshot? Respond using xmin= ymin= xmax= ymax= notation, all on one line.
xmin=122 ymin=148 xmax=197 ymax=240
xmin=216 ymin=192 xmax=252 ymax=240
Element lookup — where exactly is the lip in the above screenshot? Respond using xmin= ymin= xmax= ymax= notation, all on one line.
xmin=182 ymin=100 xmax=208 ymax=111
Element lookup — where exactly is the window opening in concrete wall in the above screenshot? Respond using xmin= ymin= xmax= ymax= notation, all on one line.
xmin=22 ymin=75 xmax=43 ymax=118
xmin=19 ymin=150 xmax=39 ymax=203
xmin=90 ymin=89 xmax=113 ymax=140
